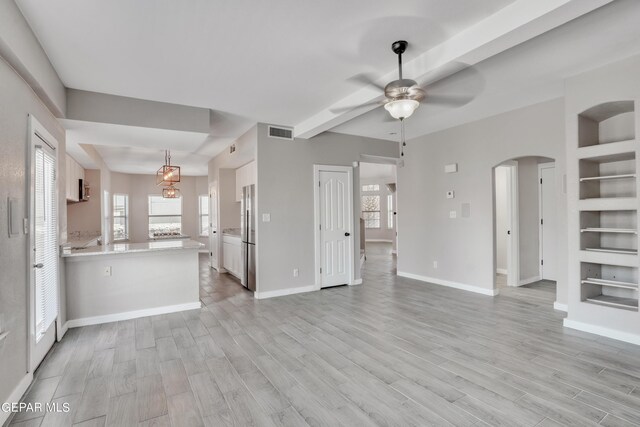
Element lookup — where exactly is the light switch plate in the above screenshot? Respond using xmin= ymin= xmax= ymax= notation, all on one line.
xmin=446 ymin=190 xmax=455 ymax=199
xmin=449 ymin=210 xmax=457 ymax=219
xmin=444 ymin=163 xmax=458 ymax=173
xmin=262 ymin=213 xmax=271 ymax=222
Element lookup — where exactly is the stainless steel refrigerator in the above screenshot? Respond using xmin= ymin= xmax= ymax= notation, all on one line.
xmin=240 ymin=184 xmax=256 ymax=291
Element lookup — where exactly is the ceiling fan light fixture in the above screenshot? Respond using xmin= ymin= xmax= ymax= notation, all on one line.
xmin=384 ymin=99 xmax=419 ymax=120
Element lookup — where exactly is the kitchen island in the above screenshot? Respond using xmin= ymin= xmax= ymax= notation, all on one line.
xmin=63 ymin=239 xmax=202 ymax=327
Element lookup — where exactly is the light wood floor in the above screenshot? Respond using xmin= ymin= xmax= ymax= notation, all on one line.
xmin=12 ymin=244 xmax=640 ymax=426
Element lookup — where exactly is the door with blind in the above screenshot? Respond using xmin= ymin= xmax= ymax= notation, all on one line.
xmin=29 ymin=117 xmax=59 ymax=371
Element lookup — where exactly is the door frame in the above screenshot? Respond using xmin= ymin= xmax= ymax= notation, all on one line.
xmin=494 ymin=161 xmax=520 ymax=288
xmin=313 ymin=165 xmax=355 ymax=290
xmin=209 ymin=183 xmax=220 ymax=270
xmin=27 ymin=114 xmax=60 ymax=372
xmin=538 ymin=162 xmax=556 ymax=280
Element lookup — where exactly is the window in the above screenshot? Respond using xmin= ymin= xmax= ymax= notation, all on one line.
xmin=113 ymin=194 xmax=129 ymax=240
xmin=199 ymin=195 xmax=209 ymax=236
xmin=362 ymin=195 xmax=381 ymax=228
xmin=362 ymin=184 xmax=380 ymax=192
xmin=387 ymin=194 xmax=394 ymax=229
xmin=148 ymin=195 xmax=182 ymax=236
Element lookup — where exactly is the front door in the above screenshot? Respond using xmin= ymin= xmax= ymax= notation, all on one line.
xmin=209 ymin=186 xmax=218 ymax=269
xmin=30 ymin=136 xmax=59 ymax=371
xmin=319 ymin=170 xmax=352 ymax=288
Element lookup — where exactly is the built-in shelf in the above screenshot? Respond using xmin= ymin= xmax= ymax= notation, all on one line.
xmin=579 ymin=198 xmax=637 ymax=211
xmin=584 ymin=248 xmax=638 ymax=255
xmin=580 ymin=174 xmax=636 ymax=182
xmin=577 ymin=140 xmax=636 ymax=161
xmin=577 ymin=101 xmax=638 ymax=315
xmin=585 ymin=295 xmax=638 ymax=311
xmin=580 ymin=228 xmax=637 ymax=234
xmin=581 ymin=277 xmax=638 ymax=290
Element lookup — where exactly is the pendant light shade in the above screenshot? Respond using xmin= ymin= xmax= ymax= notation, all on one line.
xmin=162 ymin=185 xmax=181 ymax=199
xmin=156 ymin=150 xmax=181 ymax=186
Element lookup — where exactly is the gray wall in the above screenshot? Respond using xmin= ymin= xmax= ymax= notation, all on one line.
xmin=256 ymin=125 xmax=398 ymax=293
xmin=397 ymin=98 xmax=567 ymax=303
xmin=0 ymin=56 xmax=66 ymax=410
xmin=0 ymin=1 xmax=65 ymax=117
xmin=110 ymin=173 xmax=209 ymax=248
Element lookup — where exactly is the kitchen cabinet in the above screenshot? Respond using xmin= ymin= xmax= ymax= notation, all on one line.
xmin=223 ymin=234 xmax=242 ymax=278
xmin=235 ymin=161 xmax=256 ymax=202
xmin=66 ymin=154 xmax=85 ymax=202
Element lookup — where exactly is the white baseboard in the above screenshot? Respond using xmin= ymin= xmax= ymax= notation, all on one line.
xmin=351 ymin=279 xmax=363 ymax=286
xmin=519 ymin=276 xmax=541 ymax=287
xmin=66 ymin=302 xmax=202 ymax=328
xmin=1 ymin=372 xmax=34 ymax=425
xmin=365 ymin=239 xmax=393 ymax=243
xmin=360 ymin=255 xmax=365 ymax=268
xmin=553 ymin=302 xmax=568 ymax=312
xmin=397 ymin=271 xmax=499 ymax=296
xmin=254 ymin=285 xmax=316 ymax=300
xmin=564 ymin=318 xmax=640 ymax=346
xmin=496 ymin=268 xmax=508 ymax=275
xmin=198 ymin=249 xmax=209 ymax=254
xmin=57 ymin=320 xmax=69 ymax=342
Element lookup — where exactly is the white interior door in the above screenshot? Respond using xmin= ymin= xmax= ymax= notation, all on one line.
xmin=30 ymin=130 xmax=59 ymax=371
xmin=319 ymin=170 xmax=352 ymax=288
xmin=540 ymin=165 xmax=557 ymax=280
xmin=209 ymin=186 xmax=218 ymax=269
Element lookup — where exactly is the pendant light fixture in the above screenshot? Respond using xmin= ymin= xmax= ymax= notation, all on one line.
xmin=162 ymin=184 xmax=181 ymax=199
xmin=156 ymin=150 xmax=181 ymax=186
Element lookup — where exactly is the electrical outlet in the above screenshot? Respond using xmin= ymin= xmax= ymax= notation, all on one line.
xmin=433 ymin=261 xmax=438 ymax=269
xmin=449 ymin=210 xmax=457 ymax=219
xmin=293 ymin=268 xmax=299 ymax=277
xmin=103 ymin=266 xmax=112 ymax=277
xmin=262 ymin=213 xmax=271 ymax=222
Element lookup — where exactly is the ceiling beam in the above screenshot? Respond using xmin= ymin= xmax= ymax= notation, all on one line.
xmin=293 ymin=0 xmax=613 ymax=139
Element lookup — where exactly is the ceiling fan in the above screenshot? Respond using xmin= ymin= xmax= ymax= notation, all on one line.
xmin=334 ymin=40 xmax=481 ymax=156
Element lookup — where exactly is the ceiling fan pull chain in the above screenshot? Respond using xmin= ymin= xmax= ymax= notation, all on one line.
xmin=400 ymin=118 xmax=405 ymax=156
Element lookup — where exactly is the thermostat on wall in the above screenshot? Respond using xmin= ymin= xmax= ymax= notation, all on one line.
xmin=444 ymin=163 xmax=458 ymax=173
xmin=446 ymin=191 xmax=455 ymax=199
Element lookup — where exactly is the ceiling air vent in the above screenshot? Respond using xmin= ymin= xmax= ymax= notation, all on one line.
xmin=229 ymin=144 xmax=236 ymax=154
xmin=268 ymin=125 xmax=294 ymax=140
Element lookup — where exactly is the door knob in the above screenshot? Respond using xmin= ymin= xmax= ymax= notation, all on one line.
xmin=507 ymin=230 xmax=511 ymax=235
xmin=212 ymin=230 xmax=217 ymax=234
xmin=345 ymin=232 xmax=351 ymax=237
xmin=33 ymin=263 xmax=44 ymax=268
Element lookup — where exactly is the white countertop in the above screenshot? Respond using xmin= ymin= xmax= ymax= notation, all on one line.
xmin=62 ymin=239 xmax=203 ymax=258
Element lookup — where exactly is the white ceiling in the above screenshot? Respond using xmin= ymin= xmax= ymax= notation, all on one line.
xmin=16 ymin=0 xmax=640 ymax=174
xmin=61 ymin=119 xmax=215 ymax=175
xmin=333 ymin=0 xmax=640 ymax=142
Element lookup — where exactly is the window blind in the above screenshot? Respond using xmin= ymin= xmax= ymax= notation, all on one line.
xmin=34 ymin=146 xmax=58 ymax=342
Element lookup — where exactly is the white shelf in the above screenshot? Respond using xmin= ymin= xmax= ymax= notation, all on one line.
xmin=580 ymin=174 xmax=636 ymax=182
xmin=578 ymin=197 xmax=637 ymax=211
xmin=584 ymin=248 xmax=638 ymax=255
xmin=585 ymin=295 xmax=638 ymax=311
xmin=579 ymin=250 xmax=638 ymax=267
xmin=577 ymin=139 xmax=636 ymax=161
xmin=580 ymin=228 xmax=637 ymax=234
xmin=582 ymin=277 xmax=638 ymax=290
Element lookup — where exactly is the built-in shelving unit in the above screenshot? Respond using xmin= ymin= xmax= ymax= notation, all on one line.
xmin=577 ymin=101 xmax=638 ymax=312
